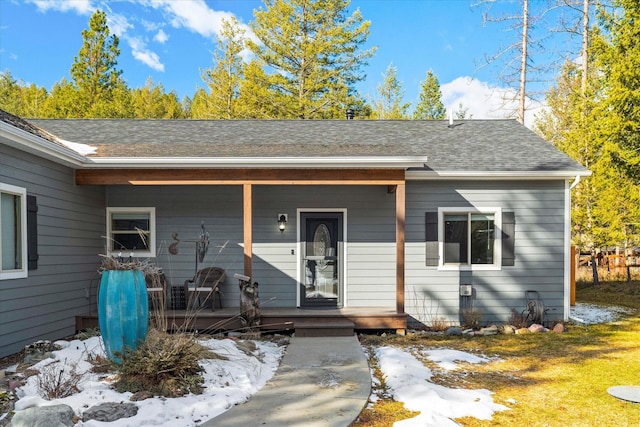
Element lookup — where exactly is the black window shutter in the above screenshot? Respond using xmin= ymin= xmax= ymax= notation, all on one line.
xmin=502 ymin=211 xmax=515 ymax=266
xmin=425 ymin=211 xmax=439 ymax=266
xmin=27 ymin=195 xmax=38 ymax=270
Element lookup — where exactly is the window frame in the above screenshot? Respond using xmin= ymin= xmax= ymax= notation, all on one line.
xmin=437 ymin=207 xmax=502 ymax=271
xmin=0 ymin=183 xmax=28 ymax=280
xmin=106 ymin=207 xmax=156 ymax=258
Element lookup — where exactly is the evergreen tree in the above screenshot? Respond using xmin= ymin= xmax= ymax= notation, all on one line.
xmin=372 ymin=63 xmax=410 ymax=119
xmin=132 ymin=77 xmax=184 ymax=118
xmin=592 ymin=0 xmax=640 ymax=183
xmin=536 ymin=60 xmax=601 ymax=247
xmin=0 ymin=71 xmax=26 ymax=116
xmin=247 ymin=0 xmax=375 ymax=119
xmin=413 ymin=70 xmax=446 ymax=120
xmin=195 ymin=17 xmax=246 ymax=119
xmin=454 ymin=102 xmax=472 ymax=120
xmin=70 ymin=9 xmax=127 ymax=117
xmin=41 ymin=78 xmax=78 ymax=118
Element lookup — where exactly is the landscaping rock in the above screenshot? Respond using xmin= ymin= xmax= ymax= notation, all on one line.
xmin=515 ymin=328 xmax=530 ymax=334
xmin=479 ymin=325 xmax=499 ymax=336
xmin=11 ymin=404 xmax=75 ymax=427
xmin=462 ymin=328 xmax=475 ymax=336
xmin=501 ymin=325 xmax=515 ymax=334
xmin=82 ymin=402 xmax=138 ymax=422
xmin=528 ymin=324 xmax=545 ymax=333
xmin=130 ymin=390 xmax=154 ymax=401
xmin=553 ymin=323 xmax=565 ymax=333
xmin=21 ymin=340 xmax=60 ymax=365
xmin=445 ymin=327 xmax=462 ymax=336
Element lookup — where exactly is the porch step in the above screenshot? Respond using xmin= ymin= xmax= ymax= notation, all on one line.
xmin=294 ymin=320 xmax=355 ymax=337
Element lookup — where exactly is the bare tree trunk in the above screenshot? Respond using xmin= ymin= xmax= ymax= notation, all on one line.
xmin=518 ymin=0 xmax=529 ymax=124
xmin=581 ymin=0 xmax=589 ymax=97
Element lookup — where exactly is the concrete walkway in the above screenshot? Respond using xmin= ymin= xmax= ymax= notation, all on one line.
xmin=203 ymin=335 xmax=371 ymax=427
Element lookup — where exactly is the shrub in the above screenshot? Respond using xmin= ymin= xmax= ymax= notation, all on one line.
xmin=461 ymin=308 xmax=483 ymax=329
xmin=114 ymin=330 xmax=224 ymax=397
xmin=508 ymin=307 xmax=528 ymax=329
xmin=36 ymin=359 xmax=86 ymax=399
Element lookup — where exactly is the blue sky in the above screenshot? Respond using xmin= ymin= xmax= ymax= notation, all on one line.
xmin=0 ymin=0 xmax=579 ymax=125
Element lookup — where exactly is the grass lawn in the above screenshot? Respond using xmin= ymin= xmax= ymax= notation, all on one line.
xmin=353 ymin=279 xmax=640 ymax=427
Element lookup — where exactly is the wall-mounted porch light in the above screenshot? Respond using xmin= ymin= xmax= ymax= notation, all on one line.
xmin=278 ymin=214 xmax=288 ymax=233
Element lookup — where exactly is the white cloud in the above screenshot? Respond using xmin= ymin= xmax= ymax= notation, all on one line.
xmin=441 ymin=76 xmax=546 ymax=129
xmin=149 ymin=0 xmax=243 ymax=38
xmin=154 ymin=29 xmax=168 ymax=44
xmin=107 ymin=12 xmax=132 ymax=37
xmin=128 ymin=36 xmax=165 ymax=72
xmin=28 ymin=0 xmax=94 ymax=14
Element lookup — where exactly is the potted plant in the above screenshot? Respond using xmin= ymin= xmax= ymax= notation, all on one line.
xmin=98 ymin=255 xmax=149 ymax=363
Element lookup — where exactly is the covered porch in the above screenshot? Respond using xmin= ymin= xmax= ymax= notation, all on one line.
xmin=75 ymin=306 xmax=408 ymax=335
xmin=77 ymin=167 xmax=415 ymax=334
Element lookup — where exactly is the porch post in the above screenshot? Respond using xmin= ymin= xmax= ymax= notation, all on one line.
xmin=243 ymin=184 xmax=253 ymax=279
xmin=396 ymin=183 xmax=405 ymax=314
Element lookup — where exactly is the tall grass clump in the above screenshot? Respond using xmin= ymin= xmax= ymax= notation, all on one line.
xmin=114 ymin=329 xmax=225 ymax=397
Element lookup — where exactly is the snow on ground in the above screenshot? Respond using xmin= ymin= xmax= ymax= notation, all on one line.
xmin=376 ymin=346 xmax=508 ymax=427
xmin=6 ymin=303 xmax=634 ymax=426
xmin=11 ymin=336 xmax=284 ymax=426
xmin=570 ymin=302 xmax=635 ymax=324
xmin=371 ymin=302 xmax=635 ymax=427
xmin=421 ymin=348 xmax=491 ymax=371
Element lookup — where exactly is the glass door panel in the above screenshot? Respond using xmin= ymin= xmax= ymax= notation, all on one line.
xmin=300 ymin=212 xmax=343 ymax=308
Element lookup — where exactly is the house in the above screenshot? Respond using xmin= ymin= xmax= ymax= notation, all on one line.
xmin=0 ymin=109 xmax=589 ymax=357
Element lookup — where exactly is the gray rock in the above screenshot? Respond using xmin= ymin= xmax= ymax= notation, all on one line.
xmin=82 ymin=402 xmax=138 ymax=422
xmin=479 ymin=325 xmax=499 ymax=336
xmin=446 ymin=327 xmax=462 ymax=336
xmin=11 ymin=404 xmax=75 ymax=427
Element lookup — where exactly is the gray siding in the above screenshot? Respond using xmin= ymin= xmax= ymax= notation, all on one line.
xmin=107 ymin=185 xmax=398 ymax=309
xmin=0 ymin=144 xmax=105 ymax=358
xmin=405 ymin=180 xmax=567 ymax=327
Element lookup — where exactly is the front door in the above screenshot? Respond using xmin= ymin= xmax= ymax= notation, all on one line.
xmin=300 ymin=212 xmax=343 ymax=308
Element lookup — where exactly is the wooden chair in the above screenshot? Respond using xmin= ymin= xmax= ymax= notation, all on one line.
xmin=184 ymin=267 xmax=226 ymax=311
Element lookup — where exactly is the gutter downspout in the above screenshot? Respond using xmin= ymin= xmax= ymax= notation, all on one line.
xmin=564 ymin=175 xmax=581 ymax=322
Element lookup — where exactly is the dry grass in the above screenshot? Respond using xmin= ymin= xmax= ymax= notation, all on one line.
xmin=353 ymin=280 xmax=640 ymax=427
xmin=113 ymin=329 xmax=224 ymax=397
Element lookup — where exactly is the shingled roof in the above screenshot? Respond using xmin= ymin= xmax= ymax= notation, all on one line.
xmin=21 ymin=118 xmax=587 ymax=174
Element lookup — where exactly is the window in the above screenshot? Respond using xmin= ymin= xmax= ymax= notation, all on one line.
xmin=106 ymin=207 xmax=156 ymax=257
xmin=443 ymin=212 xmax=495 ymax=265
xmin=426 ymin=208 xmax=511 ymax=270
xmin=0 ymin=183 xmax=28 ymax=279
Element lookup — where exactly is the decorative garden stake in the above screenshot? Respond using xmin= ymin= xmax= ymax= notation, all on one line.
xmin=98 ymin=261 xmax=149 ymax=363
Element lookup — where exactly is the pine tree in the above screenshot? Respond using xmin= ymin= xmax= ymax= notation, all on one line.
xmin=372 ymin=63 xmax=410 ymax=119
xmin=132 ymin=77 xmax=184 ymax=118
xmin=247 ymin=0 xmax=375 ymax=119
xmin=194 ymin=17 xmax=247 ymax=119
xmin=588 ymin=0 xmax=640 ymax=246
xmin=70 ymin=9 xmax=126 ymax=117
xmin=41 ymin=78 xmax=78 ymax=118
xmin=0 ymin=72 xmax=26 ymax=116
xmin=413 ymin=70 xmax=446 ymax=120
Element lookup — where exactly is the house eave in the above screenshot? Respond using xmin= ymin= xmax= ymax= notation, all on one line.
xmin=406 ymin=170 xmax=592 ymax=180
xmin=83 ymin=156 xmax=429 ymax=169
xmin=0 ymin=121 xmax=86 ymax=168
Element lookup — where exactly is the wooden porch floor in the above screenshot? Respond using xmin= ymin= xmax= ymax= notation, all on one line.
xmin=76 ymin=307 xmax=407 ymax=334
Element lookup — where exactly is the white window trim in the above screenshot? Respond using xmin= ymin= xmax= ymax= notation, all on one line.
xmin=437 ymin=207 xmax=502 ymax=271
xmin=0 ymin=183 xmax=28 ymax=280
xmin=106 ymin=207 xmax=156 ymax=258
